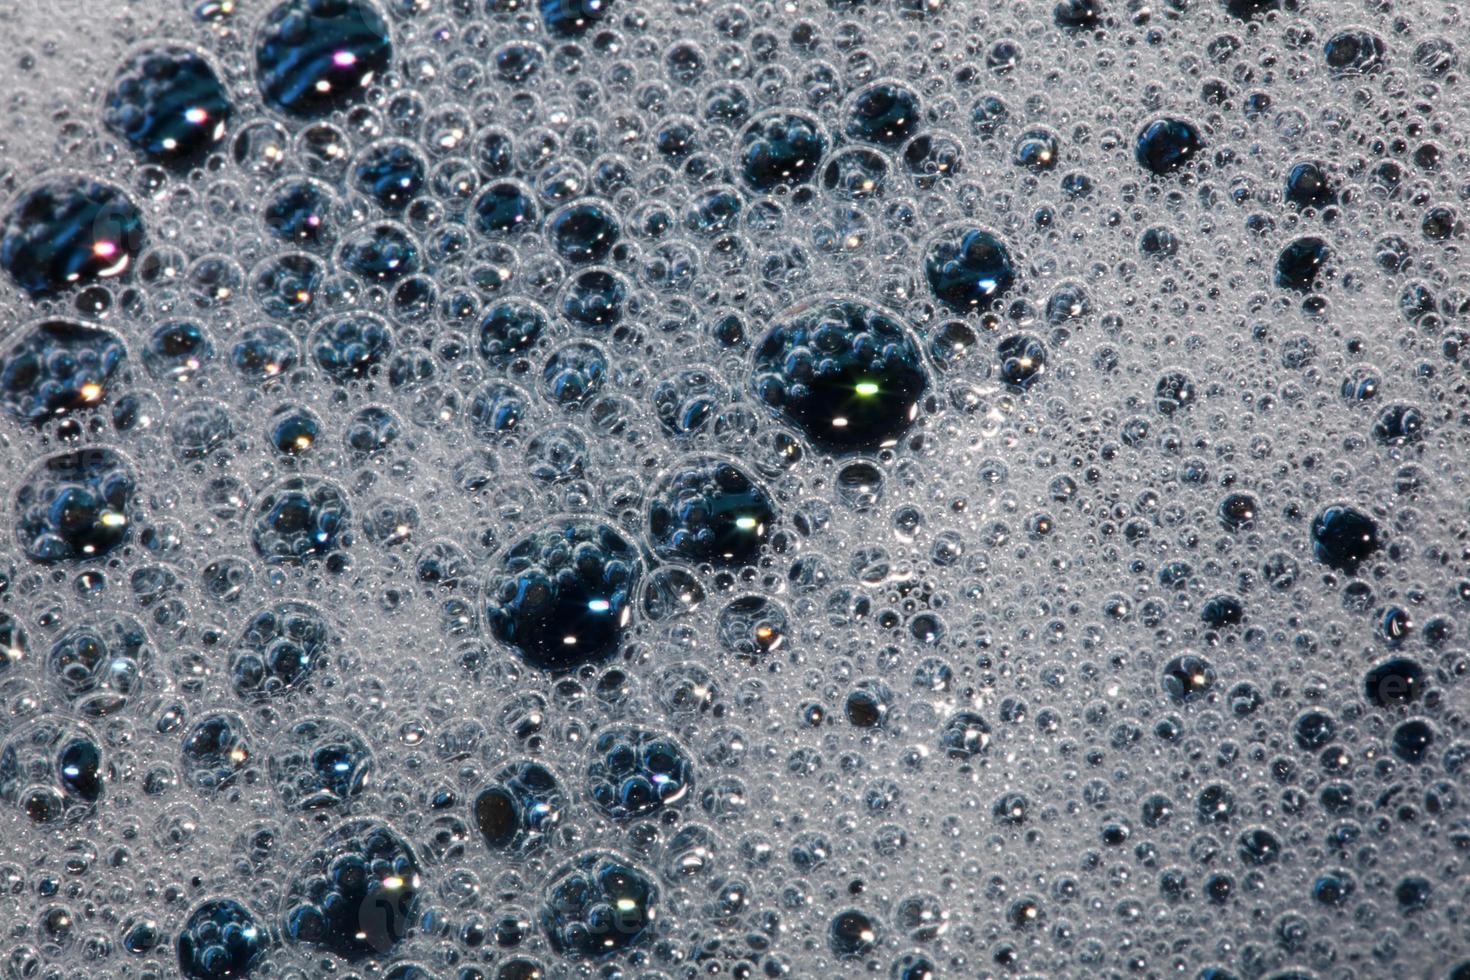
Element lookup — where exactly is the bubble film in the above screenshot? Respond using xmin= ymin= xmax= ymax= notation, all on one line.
xmin=0 ymin=0 xmax=1468 ymax=978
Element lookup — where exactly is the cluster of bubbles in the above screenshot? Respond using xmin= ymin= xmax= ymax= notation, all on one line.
xmin=0 ymin=0 xmax=1468 ymax=977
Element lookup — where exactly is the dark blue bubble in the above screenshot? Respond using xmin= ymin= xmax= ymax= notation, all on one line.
xmin=1155 ymin=370 xmax=1197 ymax=414
xmin=231 ymin=601 xmax=329 ymax=700
xmin=892 ymin=952 xmax=938 ymax=980
xmin=751 ymin=297 xmax=929 ymax=454
xmin=648 ymin=457 xmax=775 ymax=568
xmin=1371 ymin=403 xmax=1425 ymax=446
xmin=1218 ymin=492 xmax=1258 ymax=530
xmin=143 ymin=320 xmax=214 ymax=382
xmin=940 ymin=709 xmax=991 ymax=758
xmin=1395 ymin=875 xmax=1432 ymax=913
xmin=1135 ymin=117 xmax=1205 ymax=176
xmin=738 ymin=110 xmax=827 ymax=192
xmin=1161 ymin=655 xmax=1215 ymax=703
xmin=1324 ymin=29 xmax=1386 ymax=75
xmin=1392 ymin=718 xmax=1434 ymax=764
xmin=685 ymin=186 xmax=743 ymax=236
xmin=46 ymin=614 xmax=151 ymax=717
xmin=0 ymin=320 xmax=125 ymax=424
xmin=269 ymin=717 xmax=374 ymax=810
xmin=484 ymin=519 xmax=642 ymax=672
xmin=538 ymin=851 xmax=657 ymax=959
xmin=2 ymin=718 xmax=107 ymax=823
xmin=586 ymin=727 xmax=694 ymax=821
xmin=338 ymin=223 xmax=420 ymax=284
xmin=546 ymin=200 xmax=621 ymax=264
xmin=902 ymin=132 xmax=964 ymax=189
xmin=1236 ymin=827 xmax=1280 ymax=866
xmin=1222 ymin=0 xmax=1285 ymax=19
xmin=468 ymin=381 xmax=528 ymax=438
xmin=14 ymin=448 xmax=136 ymax=563
xmin=970 ymin=94 xmax=1009 ymax=136
xmin=1363 ymin=657 xmax=1424 ymax=708
xmin=1284 ymin=161 xmax=1336 ymax=210
xmin=282 ymin=819 xmax=423 ymax=960
xmin=251 ymin=252 xmax=325 ymax=319
xmin=925 ymin=225 xmax=1016 ymax=312
xmin=1 ymin=177 xmax=145 ymax=298
xmin=828 ymin=908 xmax=880 ymax=958
xmin=231 ymin=325 xmax=298 ymax=384
xmin=269 ymin=404 xmax=321 ymax=456
xmin=1140 ymin=225 xmax=1179 ymax=257
xmin=702 ymin=81 xmax=751 ymax=126
xmin=472 ymin=128 xmax=516 ymax=178
xmin=822 ymin=147 xmax=890 ymax=200
xmin=541 ymin=340 xmax=607 ymax=407
xmin=473 ymin=181 xmax=539 ymax=237
xmin=1013 ymin=128 xmax=1061 ymax=172
xmin=1054 ymin=0 xmax=1102 ymax=29
xmin=177 ymin=898 xmax=267 ymax=980
xmin=1310 ymin=504 xmax=1378 ymax=572
xmin=845 ymin=81 xmax=922 ymax=146
xmin=104 ymin=45 xmax=230 ymax=168
xmin=264 ymin=179 xmax=337 ymax=249
xmin=539 ymin=0 xmax=613 ymax=38
xmin=351 ymin=141 xmax=426 ymax=212
xmin=495 ymin=41 xmax=544 ymax=84
xmin=479 ymin=299 xmax=549 ymax=364
xmin=1311 ymin=870 xmax=1355 ymax=906
xmin=181 ymin=711 xmax=254 ymax=793
xmin=655 ymin=117 xmax=698 ymax=158
xmin=558 ymin=268 xmax=628 ymax=331
xmin=1201 ymin=594 xmax=1244 ymax=628
xmin=249 ymin=477 xmax=352 ymax=566
xmin=1275 ymin=236 xmax=1330 ymax=292
xmin=996 ymin=333 xmax=1047 ymax=391
xmin=1293 ymin=709 xmax=1336 ymax=750
xmin=255 ymin=0 xmax=392 ymax=119
xmin=57 ymin=737 xmax=103 ymax=804
xmin=344 ymin=405 xmax=400 ymax=458
xmin=311 ymin=312 xmax=393 ymax=381
xmin=474 ymin=760 xmax=565 ymax=853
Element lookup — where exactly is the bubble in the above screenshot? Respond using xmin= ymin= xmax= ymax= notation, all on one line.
xmin=0 ymin=320 xmax=126 ymax=424
xmin=281 ymin=818 xmax=423 ymax=961
xmin=0 ymin=717 xmax=105 ymax=824
xmin=249 ymin=476 xmax=353 ymax=566
xmin=176 ymin=898 xmax=267 ymax=980
xmin=546 ymin=199 xmax=621 ymax=265
xmin=1310 ymin=505 xmax=1379 ymax=573
xmin=264 ymin=178 xmax=339 ymax=249
xmin=585 ymin=726 xmax=694 ymax=820
xmin=844 ymin=81 xmax=922 ymax=147
xmin=269 ymin=716 xmax=374 ymax=811
xmin=1275 ymin=237 xmax=1331 ymax=293
xmin=483 ymin=518 xmax=642 ymax=671
xmin=474 ymin=760 xmax=565 ymax=854
xmin=473 ymin=181 xmax=539 ymax=237
xmin=14 ymin=448 xmax=137 ymax=564
xmin=645 ymin=456 xmax=774 ymax=568
xmin=103 ymin=45 xmax=231 ymax=169
xmin=924 ymin=224 xmax=1017 ymax=312
xmin=538 ymin=851 xmax=658 ymax=959
xmin=181 ymin=711 xmax=254 ymax=794
xmin=255 ymin=0 xmax=393 ymax=119
xmin=1 ymin=176 xmax=146 ymax=298
xmin=737 ymin=110 xmax=827 ymax=193
xmin=311 ymin=312 xmax=393 ymax=381
xmin=751 ymin=296 xmax=928 ymax=454
xmin=1135 ymin=118 xmax=1205 ymax=176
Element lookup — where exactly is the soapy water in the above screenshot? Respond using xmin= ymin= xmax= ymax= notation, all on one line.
xmin=0 ymin=0 xmax=1468 ymax=977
